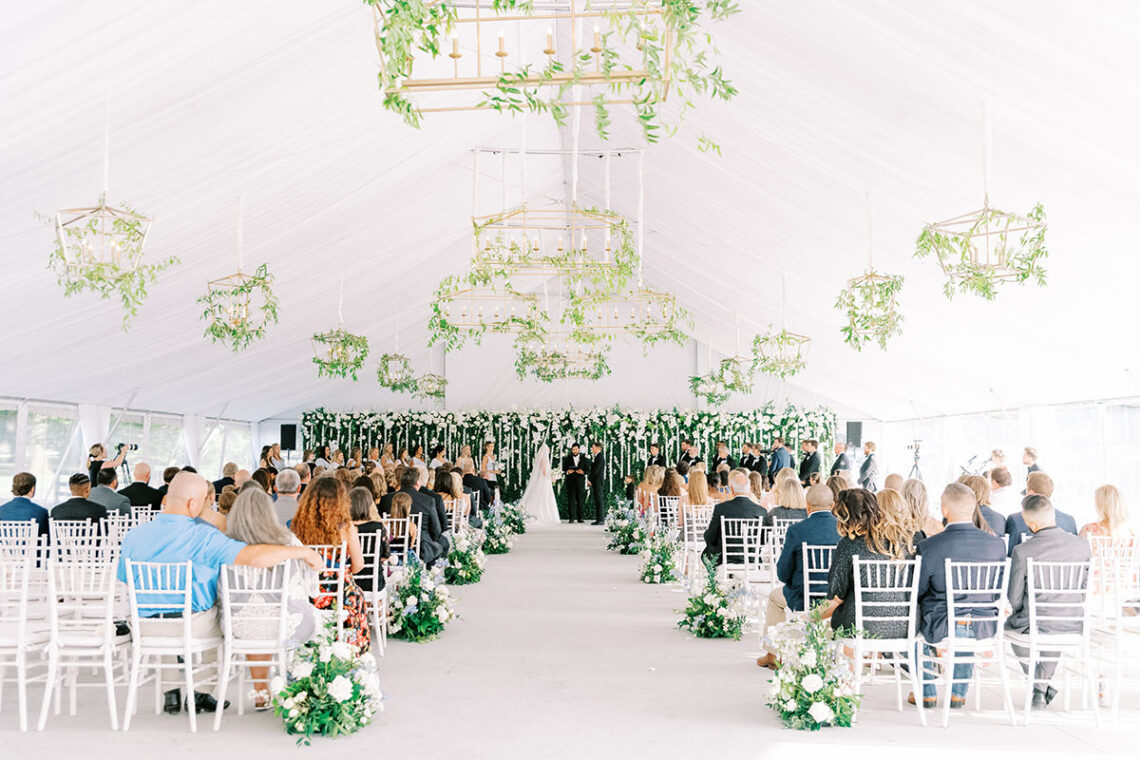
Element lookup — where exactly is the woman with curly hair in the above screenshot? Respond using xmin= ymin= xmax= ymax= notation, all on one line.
xmin=291 ymin=477 xmax=371 ymax=655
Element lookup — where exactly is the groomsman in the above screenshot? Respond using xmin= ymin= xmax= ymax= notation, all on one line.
xmin=830 ymin=442 xmax=853 ymax=476
xmin=678 ymin=438 xmax=696 ymax=468
xmin=740 ymin=443 xmax=756 ymax=471
xmin=589 ymin=442 xmax=607 ymax=525
xmin=859 ymin=441 xmax=879 ymax=492
xmin=798 ymin=439 xmax=821 ymax=486
xmin=562 ymin=444 xmax=587 ymax=524
xmin=645 ymin=443 xmax=666 ymax=469
xmin=768 ymin=437 xmax=792 ymax=481
xmin=712 ymin=441 xmax=736 ymax=472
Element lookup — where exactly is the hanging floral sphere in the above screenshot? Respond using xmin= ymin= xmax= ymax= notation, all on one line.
xmin=835 ymin=270 xmax=904 ymax=351
xmin=753 ymin=330 xmax=811 ymax=379
xmin=377 ymin=353 xmax=417 ymax=394
xmin=312 ymin=327 xmax=370 ymax=380
xmin=198 ymin=263 xmax=279 ymax=352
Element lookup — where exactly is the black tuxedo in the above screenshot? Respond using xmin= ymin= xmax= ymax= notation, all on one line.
xmin=798 ymin=451 xmax=821 ymax=486
xmin=423 ymin=487 xmax=449 ymax=534
xmin=678 ymin=450 xmax=695 ymax=468
xmin=462 ymin=472 xmax=493 ymax=513
xmin=830 ymin=452 xmax=853 ymax=476
xmin=589 ymin=451 xmax=606 ymax=523
xmin=645 ymin=453 xmax=666 ymax=469
xmin=152 ymin=484 xmax=168 ymax=509
xmin=702 ymin=496 xmax=766 ymax=564
xmin=119 ymin=481 xmax=160 ymax=508
xmin=394 ymin=486 xmax=447 ymax=564
xmin=562 ymin=452 xmax=587 ymax=522
xmin=751 ymin=454 xmax=768 ymax=476
xmin=740 ymin=453 xmax=756 ymax=471
xmin=212 ymin=476 xmax=234 ymax=495
xmin=712 ymin=455 xmax=737 ymax=472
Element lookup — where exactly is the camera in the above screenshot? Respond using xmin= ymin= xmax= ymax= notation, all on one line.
xmin=118 ymin=442 xmax=139 ymax=452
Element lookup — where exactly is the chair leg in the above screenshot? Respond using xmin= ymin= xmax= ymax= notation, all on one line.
xmin=1088 ymin=644 xmax=1101 ymax=728
xmin=941 ymin=649 xmax=953 ymax=728
xmin=1023 ymin=647 xmax=1038 ymax=725
xmin=123 ymin=652 xmax=143 ymax=731
xmin=213 ymin=648 xmax=231 ymax=732
xmin=909 ymin=644 xmax=927 ymax=727
xmin=996 ymin=645 xmax=1016 ymax=726
xmin=68 ymin=666 xmax=78 ymax=716
xmin=36 ymin=648 xmax=57 ymax=731
xmin=184 ymin=653 xmax=197 ymax=733
xmin=102 ymin=649 xmax=119 ymax=731
xmin=16 ymin=652 xmax=28 ymax=732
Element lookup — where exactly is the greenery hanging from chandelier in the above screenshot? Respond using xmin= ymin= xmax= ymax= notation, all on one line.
xmin=688 ymin=354 xmax=754 ymax=405
xmin=688 ymin=372 xmax=730 ymax=406
xmin=415 ymin=373 xmax=448 ymax=400
xmin=428 ymin=268 xmax=546 ymax=352
xmin=198 ymin=263 xmax=280 ymax=352
xmin=514 ymin=334 xmax=611 ymax=383
xmin=377 ymin=352 xmax=418 ymax=394
xmin=834 ymin=271 xmax=904 ymax=351
xmin=753 ymin=330 xmax=810 ymax=380
xmin=312 ymin=328 xmax=370 ymax=381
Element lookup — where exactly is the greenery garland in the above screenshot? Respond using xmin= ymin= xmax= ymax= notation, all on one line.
xmin=687 ymin=355 xmax=754 ymax=404
xmin=834 ymin=271 xmax=904 ymax=351
xmin=914 ymin=202 xmax=1047 ymax=300
xmin=752 ymin=330 xmax=809 ymax=379
xmin=688 ymin=372 xmax=731 ymax=406
xmin=514 ymin=337 xmax=612 ymax=383
xmin=377 ymin=353 xmax=418 ymax=394
xmin=198 ymin=263 xmax=280 ymax=351
xmin=312 ymin=328 xmax=370 ymax=381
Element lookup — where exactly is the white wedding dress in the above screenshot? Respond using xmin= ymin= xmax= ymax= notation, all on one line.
xmin=519 ymin=443 xmax=560 ymax=525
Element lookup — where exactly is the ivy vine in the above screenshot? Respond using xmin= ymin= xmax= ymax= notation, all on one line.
xmin=197 ymin=263 xmax=279 ymax=352
xmin=377 ymin=352 xmax=418 ymax=394
xmin=415 ymin=373 xmax=448 ymax=400
xmin=312 ymin=328 xmax=370 ymax=381
xmin=834 ymin=271 xmax=904 ymax=351
xmin=752 ymin=330 xmax=810 ymax=380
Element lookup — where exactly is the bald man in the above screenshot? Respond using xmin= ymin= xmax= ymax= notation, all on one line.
xmin=119 ymin=463 xmax=161 ymax=507
xmin=233 ymin=469 xmax=252 ymax=489
xmin=883 ymin=473 xmax=904 ymax=492
xmin=117 ymin=472 xmax=322 ymax=715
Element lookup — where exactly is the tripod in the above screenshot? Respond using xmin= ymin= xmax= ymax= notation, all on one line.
xmin=908 ymin=451 xmax=923 ymax=481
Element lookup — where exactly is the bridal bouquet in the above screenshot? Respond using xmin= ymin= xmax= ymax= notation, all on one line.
xmin=271 ymin=618 xmax=383 ymax=744
xmin=676 ymin=557 xmax=753 ymax=639
xmin=638 ymin=529 xmax=679 ymax=584
xmin=444 ymin=530 xmax=487 ymax=585
xmin=765 ymin=607 xmax=860 ymax=730
xmin=606 ymin=507 xmax=647 ymax=555
xmin=482 ymin=511 xmax=514 ymax=554
xmin=389 ymin=559 xmax=456 ymax=642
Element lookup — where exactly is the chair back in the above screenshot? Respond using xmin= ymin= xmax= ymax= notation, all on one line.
xmin=307 ymin=543 xmax=347 ymax=639
xmin=802 ymin=544 xmax=836 ymax=611
xmin=49 ymin=519 xmax=104 ymax=563
xmin=102 ymin=513 xmax=135 ymax=546
xmin=381 ymin=515 xmax=420 ymax=567
xmin=44 ymin=557 xmax=118 ymax=646
xmin=852 ymin=556 xmax=921 ymax=641
xmin=0 ymin=520 xmax=40 ymax=560
xmin=1026 ymin=559 xmax=1092 ymax=637
xmin=446 ymin=498 xmax=467 ymax=534
xmin=681 ymin=507 xmax=713 ymax=546
xmin=945 ymin=559 xmax=1010 ymax=641
xmin=356 ymin=532 xmax=386 ymax=596
xmin=655 ymin=496 xmax=680 ymax=531
xmin=123 ymin=560 xmax=194 ymax=643
xmin=218 ymin=563 xmax=291 ymax=647
xmin=1090 ymin=535 xmax=1139 ymax=621
xmin=720 ymin=517 xmax=762 ymax=576
xmin=0 ymin=556 xmax=32 ymax=647
xmin=130 ymin=506 xmax=157 ymax=524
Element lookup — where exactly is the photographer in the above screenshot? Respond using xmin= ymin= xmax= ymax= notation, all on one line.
xmin=87 ymin=442 xmax=130 ymax=484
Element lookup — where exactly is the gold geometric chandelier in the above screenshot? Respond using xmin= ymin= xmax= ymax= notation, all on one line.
xmin=515 ymin=330 xmax=610 ymax=382
xmin=753 ymin=275 xmax=811 ymax=379
xmin=438 ymin=283 xmax=541 ymax=331
xmin=54 ymin=193 xmax=151 ymax=276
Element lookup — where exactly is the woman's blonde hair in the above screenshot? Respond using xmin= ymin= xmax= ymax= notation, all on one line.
xmin=749 ymin=471 xmax=764 ymax=500
xmin=775 ymin=467 xmax=798 ymax=488
xmin=226 ymin=488 xmax=292 ymax=546
xmin=901 ymin=478 xmax=930 ymax=531
xmin=776 ymin=478 xmax=807 ymax=510
xmin=1094 ymin=484 xmax=1129 ymax=534
xmin=687 ymin=471 xmax=709 ymax=506
xmin=640 ymin=465 xmax=664 ymax=493
xmin=963 ymin=475 xmax=992 ymax=507
xmin=873 ymin=488 xmax=916 ymax=559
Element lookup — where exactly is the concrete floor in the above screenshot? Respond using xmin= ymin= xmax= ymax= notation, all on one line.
xmin=3 ymin=524 xmax=1136 ymax=757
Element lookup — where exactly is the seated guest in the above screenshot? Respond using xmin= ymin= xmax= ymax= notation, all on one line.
xmin=117 ymin=472 xmax=321 ymax=713
xmin=661 ymin=468 xmax=684 ymax=501
xmin=1006 ymin=494 xmax=1092 ymax=709
xmin=216 ymin=486 xmax=237 ymax=530
xmin=233 ymin=469 xmax=252 ymax=490
xmin=764 ymin=477 xmax=808 ymax=526
xmin=623 ymin=474 xmax=637 ymax=502
xmin=89 ymin=468 xmax=131 ymax=515
xmin=212 ymin=462 xmax=238 ymax=495
xmin=748 ymin=471 xmax=766 ymax=505
xmin=291 ymin=477 xmax=370 ymax=655
xmin=294 ymin=463 xmax=311 ymax=495
xmin=153 ymin=466 xmax=181 ymax=508
xmin=119 ymin=463 xmax=160 ymax=507
xmin=706 ymin=471 xmax=726 ymax=503
xmin=902 ymin=478 xmax=942 ymax=541
xmin=914 ymin=483 xmax=1007 ymax=708
xmin=675 ymin=460 xmax=690 ymax=484
xmin=825 ymin=474 xmax=847 ymax=504
xmin=52 ymin=473 xmax=108 ymax=525
xmin=637 ymin=465 xmax=664 ymax=516
xmin=0 ymin=472 xmax=49 ymax=537
xmin=379 ymin=464 xmax=406 ymax=515
xmin=393 ymin=467 xmax=445 ymax=564
xmin=716 ymin=467 xmax=731 ymax=494
xmin=883 ymin=473 xmax=904 ymax=492
xmin=757 ymin=484 xmax=840 ymax=668
xmin=762 ymin=467 xmax=798 ymax=508
xmin=989 ymin=466 xmax=1020 ymax=516
xmin=1079 ymin=484 xmax=1132 ymax=538
xmin=387 ymin=493 xmax=419 ymax=565
xmin=349 ymin=487 xmax=388 ymax=594
xmin=450 ymin=471 xmax=482 ymax=529
xmin=417 ymin=465 xmax=450 ymax=539
xmin=274 ymin=468 xmax=301 ymax=525
xmin=702 ymin=471 xmax=766 ymax=564
xmin=250 ymin=468 xmax=273 ymax=494
xmin=963 ymin=475 xmax=1006 ymax=536
xmin=683 ymin=470 xmax=711 ymax=512
xmin=1006 ymin=472 xmax=1077 ymax=555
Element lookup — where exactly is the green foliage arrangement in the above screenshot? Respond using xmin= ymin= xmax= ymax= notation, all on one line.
xmin=312 ymin=328 xmax=370 ymax=381
xmin=389 ymin=558 xmax=457 ymax=642
xmin=676 ymin=555 xmax=751 ymax=639
xmin=752 ymin=330 xmax=809 ymax=380
xmin=443 ymin=529 xmax=486 ymax=585
xmin=638 ymin=528 xmax=679 ymax=583
xmin=834 ymin=271 xmax=904 ymax=351
xmin=499 ymin=501 xmax=530 ymax=535
xmin=688 ymin=372 xmax=731 ymax=406
xmin=606 ymin=506 xmax=648 ymax=554
xmin=482 ymin=510 xmax=515 ymax=554
xmin=377 ymin=353 xmax=418 ymax=393
xmin=198 ymin=263 xmax=279 ymax=351
xmin=414 ymin=373 xmax=448 ymax=401
xmin=514 ymin=338 xmax=611 ymax=383
xmin=428 ymin=271 xmax=544 ymax=352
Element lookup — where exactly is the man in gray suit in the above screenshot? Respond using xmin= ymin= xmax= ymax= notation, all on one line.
xmin=1006 ymin=494 xmax=1092 ymax=710
xmin=89 ymin=468 xmax=131 ymax=515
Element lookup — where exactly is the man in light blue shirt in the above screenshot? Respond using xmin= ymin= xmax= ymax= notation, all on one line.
xmin=89 ymin=468 xmax=131 ymax=515
xmin=117 ymin=471 xmax=322 ymax=714
xmin=0 ymin=472 xmax=49 ymax=537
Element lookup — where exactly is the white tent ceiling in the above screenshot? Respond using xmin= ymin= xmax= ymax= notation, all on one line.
xmin=3 ymin=0 xmax=1139 ymax=423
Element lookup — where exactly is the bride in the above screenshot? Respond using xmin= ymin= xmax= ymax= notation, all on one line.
xmin=519 ymin=442 xmax=560 ymax=525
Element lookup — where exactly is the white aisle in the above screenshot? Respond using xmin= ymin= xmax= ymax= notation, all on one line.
xmin=4 ymin=525 xmax=1137 ymax=756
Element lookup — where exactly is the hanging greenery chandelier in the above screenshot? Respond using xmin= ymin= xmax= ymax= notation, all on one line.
xmin=313 ymin=328 xmax=370 ymax=381
xmin=836 ymin=197 xmax=904 ymax=351
xmin=429 ymin=276 xmax=544 ymax=351
xmin=753 ymin=275 xmax=811 ymax=379
xmin=377 ymin=352 xmax=417 ymax=394
xmin=415 ymin=372 xmax=448 ymax=401
xmin=514 ymin=331 xmax=610 ymax=382
xmin=565 ymin=285 xmax=690 ymax=349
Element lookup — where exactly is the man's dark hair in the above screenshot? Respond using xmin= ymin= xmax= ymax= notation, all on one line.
xmin=676 ymin=461 xmax=690 ymax=477
xmin=400 ymin=467 xmax=420 ymax=490
xmin=181 ymin=466 xmax=198 ymax=474
xmin=97 ymin=468 xmax=117 ymax=486
xmin=649 ymin=443 xmax=659 ymax=450
xmin=571 ymin=442 xmax=580 ymax=450
xmin=11 ymin=472 xmax=35 ymax=496
xmin=68 ymin=472 xmax=90 ymax=488
xmin=681 ymin=438 xmax=693 ymax=446
xmin=1022 ymin=494 xmax=1053 ymax=516
xmin=162 ymin=466 xmax=180 ymax=484
xmin=592 ymin=441 xmax=602 ymax=450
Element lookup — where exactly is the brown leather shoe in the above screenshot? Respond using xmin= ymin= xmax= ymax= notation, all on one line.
xmin=756 ymin=653 xmax=777 ymax=669
xmin=907 ymin=692 xmax=937 ymax=708
xmin=950 ymin=695 xmax=966 ymax=709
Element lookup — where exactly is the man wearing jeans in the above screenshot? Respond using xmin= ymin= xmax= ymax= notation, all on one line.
xmin=117 ymin=471 xmax=322 ymax=714
xmin=914 ymin=483 xmax=1007 ymax=708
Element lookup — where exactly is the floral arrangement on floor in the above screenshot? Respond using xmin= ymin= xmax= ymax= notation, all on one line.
xmin=638 ymin=528 xmax=679 ymax=584
xmin=388 ymin=558 xmax=456 ymax=643
xmin=444 ymin=529 xmax=487 ymax=585
xmin=764 ymin=606 xmax=861 ymax=731
xmin=498 ymin=501 xmax=530 ymax=536
xmin=270 ymin=617 xmax=383 ymax=744
xmin=482 ymin=511 xmax=515 ymax=555
xmin=676 ymin=557 xmax=753 ymax=640
xmin=606 ymin=507 xmax=648 ymax=555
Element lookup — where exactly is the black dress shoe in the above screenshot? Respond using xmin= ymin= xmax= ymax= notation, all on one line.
xmin=164 ymin=689 xmax=182 ymax=714
xmin=190 ymin=692 xmax=230 ymax=713
xmin=591 ymin=520 xmax=604 ymax=525
xmin=1031 ymin=690 xmax=1048 ymax=710
xmin=1044 ymin=685 xmax=1058 ymax=705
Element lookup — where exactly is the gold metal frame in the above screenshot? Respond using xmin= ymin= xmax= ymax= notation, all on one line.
xmin=924 ymin=202 xmax=1043 ymax=281
xmin=204 ymin=271 xmax=261 ymax=328
xmin=754 ymin=330 xmax=812 ymax=374
xmin=55 ymin=194 xmax=152 ymax=274
xmin=843 ymin=271 xmax=901 ymax=335
xmin=439 ymin=284 xmax=541 ymax=329
xmin=570 ymin=285 xmax=679 ymax=337
xmin=416 ymin=373 xmax=448 ymax=398
xmin=473 ymin=204 xmax=626 ymax=277
xmin=517 ymin=330 xmax=606 ymax=378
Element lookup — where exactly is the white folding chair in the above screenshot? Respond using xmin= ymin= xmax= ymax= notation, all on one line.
xmin=122 ymin=560 xmax=222 ymax=733
xmin=356 ymin=533 xmax=388 ymax=657
xmin=49 ymin=520 xmax=103 ymax=564
xmin=923 ymin=559 xmax=1015 ymax=727
xmin=0 ymin=521 xmax=42 ymax=562
xmin=307 ymin=543 xmax=348 ymax=643
xmin=447 ymin=499 xmax=468 ymax=535
xmin=848 ymin=557 xmax=925 ymax=724
xmin=1089 ymin=536 xmax=1140 ymax=719
xmin=655 ymin=496 xmax=680 ymax=532
xmin=0 ymin=556 xmax=49 ymax=731
xmin=680 ymin=506 xmax=713 ymax=585
xmin=38 ymin=557 xmax=128 ymax=730
xmin=801 ymin=544 xmax=835 ymax=612
xmin=101 ymin=513 xmax=134 ymax=549
xmin=1006 ymin=559 xmax=1098 ymax=725
xmin=130 ymin=506 xmax=157 ymax=525
xmin=719 ymin=517 xmax=762 ymax=583
xmin=213 ymin=564 xmax=291 ymax=730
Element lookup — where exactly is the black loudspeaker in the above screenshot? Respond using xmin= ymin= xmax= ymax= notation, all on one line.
xmin=280 ymin=424 xmax=297 ymax=451
xmin=845 ymin=421 xmax=863 ymax=448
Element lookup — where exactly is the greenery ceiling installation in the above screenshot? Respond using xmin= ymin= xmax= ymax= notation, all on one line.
xmin=312 ymin=327 xmax=371 ymax=381
xmin=564 ymin=285 xmax=691 ymax=351
xmin=367 ymin=0 xmax=740 ymax=147
xmin=687 ymin=354 xmax=754 ymax=405
xmin=513 ymin=330 xmax=611 ymax=382
xmin=915 ymin=201 xmax=1047 ymax=300
xmin=414 ymin=372 xmax=448 ymax=401
xmin=835 ymin=270 xmax=904 ymax=351
xmin=377 ymin=352 xmax=418 ymax=394
xmin=198 ymin=263 xmax=280 ymax=352
xmin=752 ymin=329 xmax=810 ymax=380
xmin=428 ymin=275 xmax=544 ymax=351
xmin=49 ymin=194 xmax=178 ymax=329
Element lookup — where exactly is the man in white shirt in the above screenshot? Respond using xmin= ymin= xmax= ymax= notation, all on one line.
xmin=989 ymin=466 xmax=1020 ymax=516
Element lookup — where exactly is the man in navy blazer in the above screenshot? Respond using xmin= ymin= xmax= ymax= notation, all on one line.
xmin=0 ymin=472 xmax=49 ymax=537
xmin=1005 ymin=472 xmax=1077 ymax=555
xmin=915 ymin=482 xmax=1006 ymax=707
xmin=767 ymin=437 xmax=792 ymax=482
xmin=702 ymin=472 xmax=766 ymax=564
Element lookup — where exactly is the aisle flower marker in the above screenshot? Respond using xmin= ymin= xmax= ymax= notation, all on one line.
xmin=482 ymin=511 xmax=515 ymax=554
xmin=606 ymin=506 xmax=647 ymax=555
xmin=444 ymin=530 xmax=487 ymax=585
xmin=638 ymin=528 xmax=679 ymax=584
xmin=389 ymin=559 xmax=457 ymax=643
xmin=676 ymin=557 xmax=752 ymax=639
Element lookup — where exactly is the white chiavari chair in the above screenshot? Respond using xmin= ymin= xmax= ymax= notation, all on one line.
xmin=356 ymin=533 xmax=388 ymax=657
xmin=0 ymin=556 xmax=48 ymax=731
xmin=655 ymin=496 xmax=680 ymax=533
xmin=49 ymin=520 xmax=103 ymax=564
xmin=307 ymin=543 xmax=348 ymax=644
xmin=1089 ymin=535 xmax=1140 ymax=719
xmin=719 ymin=517 xmax=762 ymax=583
xmin=680 ymin=505 xmax=714 ymax=585
xmin=801 ymin=544 xmax=836 ymax=612
xmin=446 ymin=499 xmax=468 ymax=535
xmin=130 ymin=506 xmax=157 ymax=525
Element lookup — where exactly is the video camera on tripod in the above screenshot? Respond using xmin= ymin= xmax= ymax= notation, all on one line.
xmin=907 ymin=439 xmax=923 ymax=481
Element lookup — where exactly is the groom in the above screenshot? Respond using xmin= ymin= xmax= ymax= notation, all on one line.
xmin=589 ymin=441 xmax=606 ymax=525
xmin=562 ymin=444 xmax=587 ymax=524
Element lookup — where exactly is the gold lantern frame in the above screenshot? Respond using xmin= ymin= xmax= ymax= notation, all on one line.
xmin=439 ymin=284 xmax=542 ymax=331
xmin=53 ymin=193 xmax=152 ymax=277
xmin=919 ymin=201 xmax=1047 ymax=283
xmin=752 ymin=329 xmax=812 ymax=380
xmin=415 ymin=373 xmax=448 ymax=400
xmin=566 ymin=285 xmax=683 ymax=340
xmin=515 ymin=330 xmax=610 ymax=382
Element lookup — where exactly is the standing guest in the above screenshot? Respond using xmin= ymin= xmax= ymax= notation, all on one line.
xmin=712 ymin=441 xmax=736 ymax=472
xmin=989 ymin=466 xmax=1020 ymax=516
xmin=0 ymin=473 xmax=49 ymax=537
xmin=623 ymin=474 xmax=637 ymax=502
xmin=798 ymin=439 xmax=821 ymax=487
xmin=411 ymin=445 xmax=427 ymax=470
xmin=290 ymin=477 xmax=370 ymax=655
xmin=258 ymin=446 xmax=272 ymax=469
xmin=830 ymin=442 xmax=853 ymax=476
xmin=739 ymin=443 xmax=756 ymax=471
xmin=119 ymin=463 xmax=160 ymax=507
xmin=589 ymin=442 xmax=607 ymax=525
xmin=117 ymin=472 xmax=322 ymax=714
xmin=768 ymin=437 xmax=792 ymax=483
xmin=268 ymin=444 xmax=285 ymax=470
xmin=963 ymin=475 xmax=1006 ymax=536
xmin=89 ymin=468 xmax=131 ymax=515
xmin=314 ymin=445 xmax=333 ymax=469
xmin=902 ymin=478 xmax=942 ymax=541
xmin=274 ymin=469 xmax=302 ymax=525
xmin=154 ymin=466 xmax=181 ymax=508
xmin=379 ymin=443 xmax=396 ymax=469
xmin=480 ymin=442 xmax=501 ymax=496
xmin=1006 ymin=494 xmax=1092 ymax=709
xmin=52 ymin=473 xmax=108 ymax=525
xmin=345 ymin=446 xmax=362 ymax=469
xmin=677 ymin=438 xmax=696 ymax=468
xmin=86 ymin=443 xmax=127 ymax=486
xmin=752 ymin=449 xmax=769 ymax=480
xmin=757 ymin=484 xmax=840 ymax=668
xmin=212 ymin=463 xmax=237 ymax=497
xmin=395 ymin=447 xmax=410 ymax=467
xmin=349 ymin=487 xmax=388 ymax=595
xmin=1006 ymin=472 xmax=1078 ymax=555
xmin=687 ymin=444 xmax=705 ymax=469
xmin=859 ymin=441 xmax=879 ymax=492
xmin=913 ymin=483 xmax=1006 ymax=708
xmin=646 ymin=443 xmax=666 ymax=469
xmin=365 ymin=447 xmax=381 ymax=468
xmin=702 ymin=471 xmax=767 ymax=564
xmin=301 ymin=449 xmax=316 ymax=466
xmin=1080 ymin=484 xmax=1132 ymax=538
xmin=764 ymin=477 xmax=808 ymax=526
xmin=1023 ymin=446 xmax=1041 ymax=475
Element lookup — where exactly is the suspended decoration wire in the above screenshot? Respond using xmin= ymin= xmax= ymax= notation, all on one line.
xmin=753 ymin=275 xmax=811 ymax=379
xmin=198 ymin=198 xmax=280 ymax=352
xmin=312 ymin=278 xmax=370 ymax=380
xmin=836 ymin=196 xmax=904 ymax=351
xmin=915 ymin=104 xmax=1048 ymax=300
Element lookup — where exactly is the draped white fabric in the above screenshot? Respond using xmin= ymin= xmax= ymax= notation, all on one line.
xmin=3 ymin=1 xmax=1140 ymax=422
xmin=180 ymin=414 xmax=207 ymax=471
xmin=77 ymin=405 xmax=110 ymax=458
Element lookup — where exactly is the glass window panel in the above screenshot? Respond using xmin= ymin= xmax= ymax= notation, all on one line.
xmin=25 ymin=405 xmax=81 ymax=505
xmin=222 ymin=423 xmax=252 ymax=472
xmin=0 ymin=407 xmax=17 ymax=496
xmin=199 ymin=420 xmax=226 ymax=482
xmin=148 ymin=415 xmax=186 ymax=470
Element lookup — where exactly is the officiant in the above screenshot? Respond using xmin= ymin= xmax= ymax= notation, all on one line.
xmin=562 ymin=444 xmax=587 ymax=524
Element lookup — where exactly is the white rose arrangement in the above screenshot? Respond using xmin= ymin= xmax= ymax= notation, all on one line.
xmin=764 ymin=607 xmax=861 ymax=730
